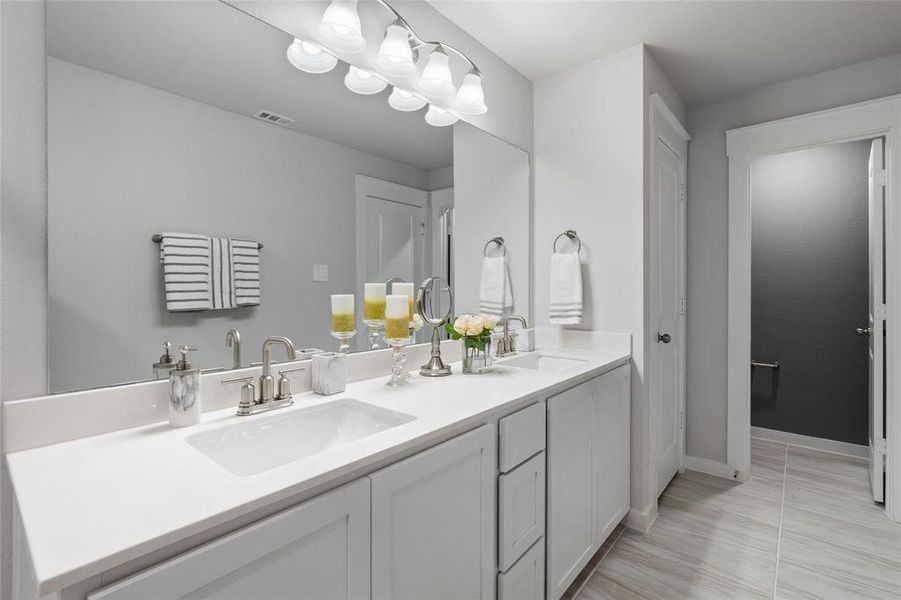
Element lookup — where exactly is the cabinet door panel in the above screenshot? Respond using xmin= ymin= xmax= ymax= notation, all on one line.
xmin=371 ymin=425 xmax=497 ymax=600
xmin=497 ymin=540 xmax=544 ymax=600
xmin=498 ymin=451 xmax=545 ymax=571
xmin=594 ymin=364 xmax=632 ymax=543
xmin=546 ymin=381 xmax=596 ymax=600
xmin=89 ymin=479 xmax=370 ymax=600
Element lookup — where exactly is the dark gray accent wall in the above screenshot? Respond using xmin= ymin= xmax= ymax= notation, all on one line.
xmin=751 ymin=139 xmax=871 ymax=445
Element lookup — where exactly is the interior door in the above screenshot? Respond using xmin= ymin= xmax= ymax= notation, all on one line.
xmin=654 ymin=135 xmax=686 ymax=497
xmin=868 ymin=137 xmax=886 ymax=503
xmin=365 ymin=197 xmax=425 ymax=286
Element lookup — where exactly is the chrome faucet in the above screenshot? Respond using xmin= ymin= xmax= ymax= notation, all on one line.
xmin=499 ymin=315 xmax=529 ymax=357
xmin=260 ymin=336 xmax=296 ymax=402
xmin=226 ymin=329 xmax=242 ymax=369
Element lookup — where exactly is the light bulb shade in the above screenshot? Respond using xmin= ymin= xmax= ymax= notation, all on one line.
xmin=286 ymin=39 xmax=338 ymax=74
xmin=345 ymin=66 xmax=388 ymax=95
xmin=375 ymin=24 xmax=416 ymax=78
xmin=388 ymin=87 xmax=427 ymax=112
xmin=424 ymin=105 xmax=459 ymax=127
xmin=317 ymin=0 xmax=366 ymax=53
xmin=418 ymin=49 xmax=455 ymax=96
xmin=455 ymin=72 xmax=487 ymax=115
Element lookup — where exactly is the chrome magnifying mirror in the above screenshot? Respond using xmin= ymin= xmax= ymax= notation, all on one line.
xmin=417 ymin=276 xmax=453 ymax=377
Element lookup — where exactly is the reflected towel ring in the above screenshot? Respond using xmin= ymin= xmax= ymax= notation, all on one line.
xmin=553 ymin=230 xmax=581 ymax=254
xmin=483 ymin=236 xmax=506 ymax=257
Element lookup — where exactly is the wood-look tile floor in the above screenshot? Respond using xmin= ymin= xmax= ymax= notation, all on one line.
xmin=568 ymin=438 xmax=901 ymax=600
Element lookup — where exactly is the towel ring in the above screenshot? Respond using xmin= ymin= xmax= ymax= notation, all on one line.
xmin=553 ymin=230 xmax=581 ymax=254
xmin=483 ymin=236 xmax=506 ymax=257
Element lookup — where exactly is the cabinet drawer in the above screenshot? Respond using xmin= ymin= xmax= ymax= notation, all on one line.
xmin=498 ymin=539 xmax=545 ymax=600
xmin=499 ymin=451 xmax=546 ymax=571
xmin=499 ymin=401 xmax=546 ymax=472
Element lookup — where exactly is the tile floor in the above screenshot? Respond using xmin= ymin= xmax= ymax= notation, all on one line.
xmin=568 ymin=438 xmax=901 ymax=599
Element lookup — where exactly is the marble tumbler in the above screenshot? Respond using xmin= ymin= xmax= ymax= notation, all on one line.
xmin=312 ymin=352 xmax=347 ymax=396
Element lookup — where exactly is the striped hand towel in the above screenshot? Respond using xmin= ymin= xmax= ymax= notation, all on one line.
xmin=210 ymin=237 xmax=235 ymax=310
xmin=479 ymin=256 xmax=513 ymax=317
xmin=230 ymin=239 xmax=261 ymax=307
xmin=160 ymin=233 xmax=212 ymax=312
xmin=549 ymin=251 xmax=582 ymax=325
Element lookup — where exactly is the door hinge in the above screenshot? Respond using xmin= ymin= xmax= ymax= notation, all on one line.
xmin=420 ymin=222 xmax=426 ymax=236
xmin=678 ymin=411 xmax=685 ymax=429
xmin=678 ymin=297 xmax=686 ymax=316
xmin=875 ymin=437 xmax=887 ymax=456
xmin=876 ymin=169 xmax=887 ymax=187
xmin=679 ymin=184 xmax=686 ymax=202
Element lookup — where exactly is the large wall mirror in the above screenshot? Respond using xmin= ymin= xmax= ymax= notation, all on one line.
xmin=46 ymin=0 xmax=530 ymax=394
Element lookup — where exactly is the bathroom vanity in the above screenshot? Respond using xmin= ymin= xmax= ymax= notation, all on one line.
xmin=7 ymin=337 xmax=630 ymax=600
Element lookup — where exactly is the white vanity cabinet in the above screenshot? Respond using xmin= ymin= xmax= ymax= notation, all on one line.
xmin=370 ymin=424 xmax=497 ymax=600
xmin=87 ymin=478 xmax=371 ymax=600
xmin=546 ymin=364 xmax=631 ymax=600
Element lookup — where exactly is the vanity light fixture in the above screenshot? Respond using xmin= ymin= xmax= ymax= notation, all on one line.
xmin=288 ymin=0 xmax=487 ymax=126
xmin=344 ymin=65 xmax=388 ymax=95
xmin=424 ymin=105 xmax=459 ymax=127
xmin=317 ymin=0 xmax=366 ymax=53
xmin=388 ymin=87 xmax=428 ymax=112
xmin=286 ymin=39 xmax=338 ymax=74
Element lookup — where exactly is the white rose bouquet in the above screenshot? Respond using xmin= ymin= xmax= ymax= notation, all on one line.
xmin=445 ymin=313 xmax=500 ymax=356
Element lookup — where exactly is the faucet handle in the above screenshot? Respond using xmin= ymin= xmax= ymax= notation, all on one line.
xmin=276 ymin=367 xmax=306 ymax=401
xmin=222 ymin=376 xmax=256 ymax=416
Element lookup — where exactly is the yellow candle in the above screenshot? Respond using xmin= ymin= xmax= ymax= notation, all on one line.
xmin=392 ymin=282 xmax=415 ymax=320
xmin=364 ymin=282 xmax=386 ymax=320
xmin=385 ymin=295 xmax=410 ymax=340
xmin=331 ymin=294 xmax=355 ymax=333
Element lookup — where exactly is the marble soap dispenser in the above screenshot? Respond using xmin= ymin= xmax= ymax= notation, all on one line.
xmin=169 ymin=346 xmax=201 ymax=427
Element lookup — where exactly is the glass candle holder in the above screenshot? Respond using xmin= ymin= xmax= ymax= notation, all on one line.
xmin=385 ymin=294 xmax=412 ymax=387
xmin=331 ymin=294 xmax=356 ymax=353
xmin=364 ymin=282 xmax=386 ymax=349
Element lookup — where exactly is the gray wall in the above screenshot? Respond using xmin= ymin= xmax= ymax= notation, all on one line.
xmin=751 ymin=140 xmax=871 ymax=445
xmin=48 ymin=58 xmax=430 ymax=392
xmin=685 ymin=52 xmax=901 ymax=461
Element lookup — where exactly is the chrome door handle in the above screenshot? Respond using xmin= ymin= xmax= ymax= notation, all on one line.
xmin=855 ymin=327 xmax=872 ymax=337
xmin=657 ymin=333 xmax=672 ymax=344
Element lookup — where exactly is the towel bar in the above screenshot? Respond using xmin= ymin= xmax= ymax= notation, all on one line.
xmin=152 ymin=233 xmax=263 ymax=250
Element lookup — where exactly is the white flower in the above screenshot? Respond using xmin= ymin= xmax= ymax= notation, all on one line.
xmin=453 ymin=315 xmax=470 ymax=336
xmin=411 ymin=313 xmax=424 ymax=331
xmin=481 ymin=314 xmax=499 ymax=331
xmin=466 ymin=315 xmax=485 ymax=336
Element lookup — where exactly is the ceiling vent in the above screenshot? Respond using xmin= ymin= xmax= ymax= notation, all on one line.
xmin=253 ymin=109 xmax=295 ymax=126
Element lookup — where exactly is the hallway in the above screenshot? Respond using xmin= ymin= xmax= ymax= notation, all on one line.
xmin=571 ymin=438 xmax=901 ymax=599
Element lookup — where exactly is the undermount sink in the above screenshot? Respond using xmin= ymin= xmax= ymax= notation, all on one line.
xmin=187 ymin=399 xmax=415 ymax=476
xmin=499 ymin=351 xmax=588 ymax=372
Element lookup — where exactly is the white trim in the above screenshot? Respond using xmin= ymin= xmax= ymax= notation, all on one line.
xmin=751 ymin=427 xmax=869 ymax=459
xmin=649 ymin=94 xmax=691 ymax=143
xmin=625 ymin=502 xmax=658 ymax=534
xmin=726 ymin=94 xmax=901 ymax=521
xmin=683 ymin=455 xmax=738 ymax=481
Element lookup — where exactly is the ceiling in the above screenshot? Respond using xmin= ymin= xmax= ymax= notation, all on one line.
xmin=429 ymin=0 xmax=901 ymax=107
xmin=47 ymin=1 xmax=453 ymax=172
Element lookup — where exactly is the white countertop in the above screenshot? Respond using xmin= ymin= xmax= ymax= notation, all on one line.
xmin=7 ymin=344 xmax=629 ymax=595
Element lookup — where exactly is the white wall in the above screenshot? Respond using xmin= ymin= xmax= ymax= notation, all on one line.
xmin=426 ymin=165 xmax=454 ymax=191
xmin=685 ymin=53 xmax=901 ymax=462
xmin=453 ymin=122 xmax=530 ymax=320
xmin=48 ymin=58 xmax=430 ymax=392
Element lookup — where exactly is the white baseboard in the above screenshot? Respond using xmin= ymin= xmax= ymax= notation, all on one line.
xmin=625 ymin=502 xmax=657 ymax=534
xmin=683 ymin=455 xmax=739 ymax=480
xmin=751 ymin=426 xmax=868 ymax=459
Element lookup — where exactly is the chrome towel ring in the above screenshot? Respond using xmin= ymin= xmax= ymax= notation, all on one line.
xmin=553 ymin=230 xmax=581 ymax=254
xmin=483 ymin=236 xmax=506 ymax=257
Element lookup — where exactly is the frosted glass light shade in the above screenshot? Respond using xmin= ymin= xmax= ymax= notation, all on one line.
xmin=317 ymin=0 xmax=366 ymax=53
xmin=286 ymin=39 xmax=338 ymax=74
xmin=418 ymin=49 xmax=455 ymax=96
xmin=345 ymin=66 xmax=388 ymax=95
xmin=375 ymin=24 xmax=416 ymax=78
xmin=424 ymin=105 xmax=459 ymax=127
xmin=388 ymin=87 xmax=427 ymax=112
xmin=455 ymin=71 xmax=487 ymax=115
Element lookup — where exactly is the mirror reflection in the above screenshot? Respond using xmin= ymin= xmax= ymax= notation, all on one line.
xmin=47 ymin=0 xmax=529 ymax=394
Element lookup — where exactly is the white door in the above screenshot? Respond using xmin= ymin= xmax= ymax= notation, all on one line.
xmin=88 ymin=479 xmax=371 ymax=599
xmin=370 ymin=425 xmax=496 ymax=600
xmin=869 ymin=137 xmax=886 ymax=503
xmin=653 ymin=133 xmax=687 ymax=497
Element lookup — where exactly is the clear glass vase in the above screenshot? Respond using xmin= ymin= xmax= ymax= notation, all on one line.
xmin=462 ymin=335 xmax=494 ymax=374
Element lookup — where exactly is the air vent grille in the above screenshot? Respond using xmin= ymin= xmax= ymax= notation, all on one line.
xmin=253 ymin=110 xmax=295 ymax=126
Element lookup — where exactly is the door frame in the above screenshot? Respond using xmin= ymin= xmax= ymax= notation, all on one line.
xmin=726 ymin=94 xmax=901 ymax=521
xmin=648 ymin=94 xmax=690 ymax=498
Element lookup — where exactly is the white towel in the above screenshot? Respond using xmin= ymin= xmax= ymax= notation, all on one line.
xmin=160 ymin=233 xmax=212 ymax=312
xmin=549 ymin=252 xmax=582 ymax=325
xmin=479 ymin=256 xmax=513 ymax=317
xmin=230 ymin=238 xmax=261 ymax=307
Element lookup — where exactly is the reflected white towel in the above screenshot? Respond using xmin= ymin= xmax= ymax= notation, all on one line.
xmin=479 ymin=256 xmax=513 ymax=317
xmin=160 ymin=232 xmax=212 ymax=312
xmin=549 ymin=252 xmax=582 ymax=325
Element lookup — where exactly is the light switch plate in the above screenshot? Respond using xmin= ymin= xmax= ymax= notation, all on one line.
xmin=313 ymin=264 xmax=329 ymax=282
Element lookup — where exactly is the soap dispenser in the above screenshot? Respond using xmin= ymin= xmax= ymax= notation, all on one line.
xmin=169 ymin=346 xmax=201 ymax=427
xmin=153 ymin=341 xmax=177 ymax=379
